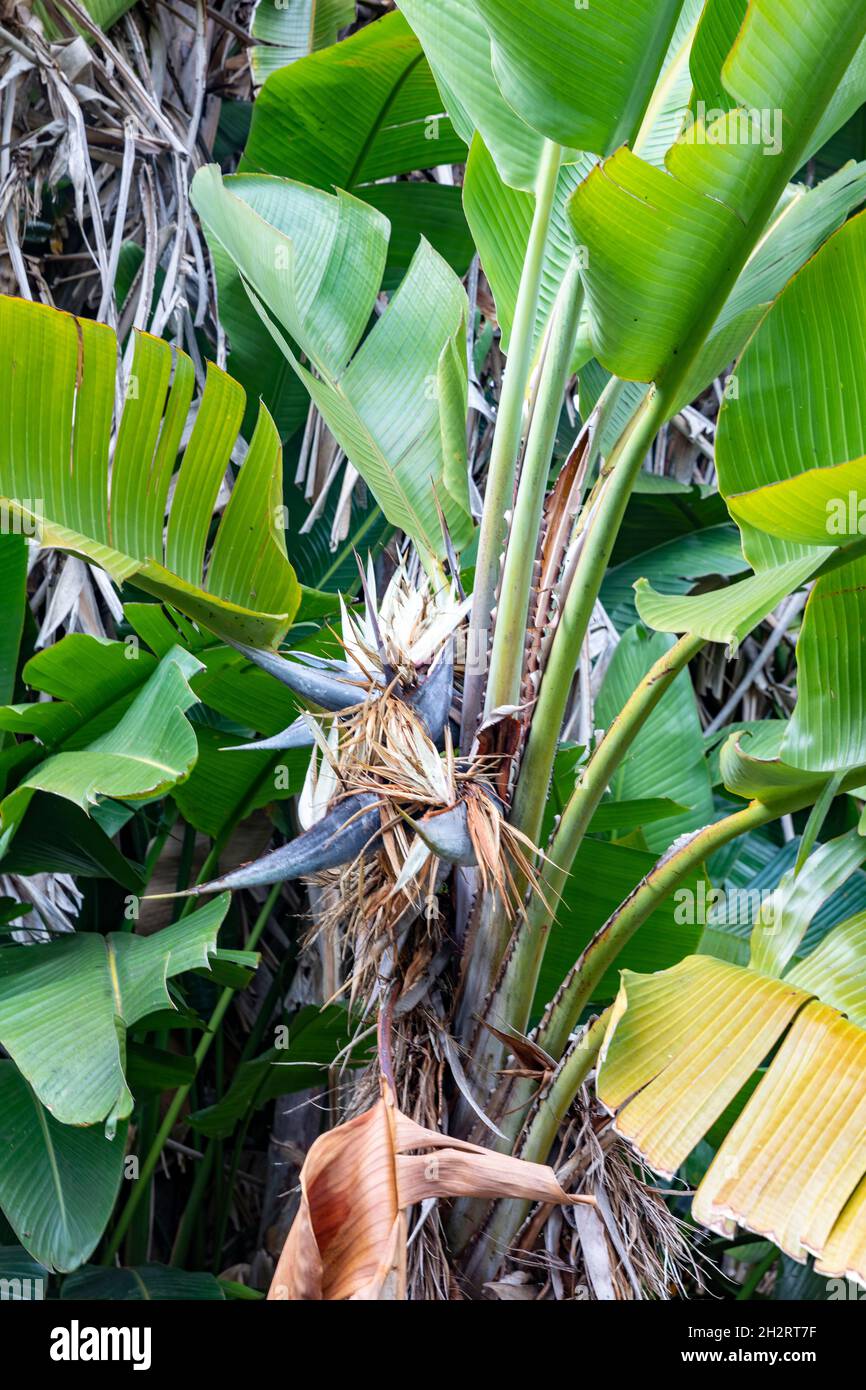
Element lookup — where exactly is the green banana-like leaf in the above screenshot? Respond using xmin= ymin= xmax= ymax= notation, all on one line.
xmin=713 ymin=212 xmax=866 ymax=772
xmin=82 ymin=0 xmax=135 ymax=25
xmin=418 ymin=1 xmax=693 ymax=359
xmin=578 ymin=161 xmax=866 ymax=454
xmin=567 ymin=1 xmax=866 ymax=384
xmin=671 ymin=161 xmax=866 ymax=415
xmin=0 ymin=795 xmax=142 ymax=891
xmin=0 ymin=1244 xmax=47 ymax=1287
xmin=0 ymin=535 xmax=26 ymax=708
xmin=0 ymin=647 xmax=202 ymax=837
xmin=807 ymin=34 xmax=866 ymax=165
xmin=596 ymin=627 xmax=714 ymax=854
xmin=355 ymin=183 xmax=475 ymax=294
xmin=468 ymin=2 xmax=704 ymax=364
xmin=473 ymin=0 xmax=684 ymax=152
xmin=633 ymin=0 xmax=705 ymax=168
xmin=0 ymin=297 xmax=299 ymax=647
xmin=783 ymin=558 xmax=866 ymax=773
xmin=0 ymin=634 xmax=159 ymax=794
xmin=721 ymin=165 xmax=866 ymax=339
xmin=192 ymin=165 xmax=475 ymax=569
xmin=249 ymin=0 xmax=355 ymax=85
xmin=233 ymin=11 xmax=471 ymax=441
xmin=196 ymin=174 xmax=387 ymax=382
xmin=462 ymin=135 xmax=594 ymax=357
xmin=788 ymin=908 xmax=866 ymax=1026
xmin=749 ymin=829 xmax=866 ymax=976
xmin=0 ymin=894 xmax=231 ymax=1131
xmin=0 ymin=1062 xmax=128 ymax=1273
xmin=0 ymin=622 xmax=220 ymax=789
xmin=60 ymin=1264 xmax=226 ymax=1299
xmin=631 ymin=164 xmax=866 ymax=650
xmin=586 ymin=166 xmax=866 ymax=656
xmin=689 ymin=0 xmax=748 ymax=111
xmin=601 ymin=524 xmax=749 ymax=633
xmin=634 ymin=553 xmax=822 ymax=651
xmin=569 ymin=143 xmax=744 ymax=383
xmin=207 ymin=239 xmax=309 ymax=447
xmin=243 ymin=13 xmax=474 ymax=290
xmin=719 ymin=212 xmax=866 ymax=570
xmin=688 ymin=0 xmax=864 ymax=169
xmin=719 ymin=724 xmax=828 ymax=804
xmin=243 ymin=12 xmax=466 ymax=190
xmin=586 ymin=800 xmax=692 ymax=834
xmin=398 ymin=0 xmax=544 ymax=191
xmin=699 ymin=831 xmax=866 ymax=969
xmin=718 ymin=723 xmax=866 ymax=808
xmin=0 ymin=618 xmax=302 ymax=805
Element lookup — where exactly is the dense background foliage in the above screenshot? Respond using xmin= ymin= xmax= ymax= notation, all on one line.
xmin=2 ymin=0 xmax=866 ymax=1302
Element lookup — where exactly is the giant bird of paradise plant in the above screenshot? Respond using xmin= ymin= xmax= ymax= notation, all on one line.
xmin=4 ymin=0 xmax=866 ymax=1299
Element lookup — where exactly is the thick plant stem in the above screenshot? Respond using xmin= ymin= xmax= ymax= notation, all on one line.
xmin=461 ymin=139 xmax=563 ymax=745
xmin=462 ymin=1010 xmax=609 ymax=1290
xmin=448 ymin=637 xmax=705 ymax=1250
xmin=453 ymin=387 xmax=669 ymax=1101
xmin=522 ymin=1010 xmax=611 ymax=1164
xmin=536 ymin=799 xmax=779 ymax=1062
xmin=450 ymin=388 xmax=670 ymax=1135
xmin=498 ymin=633 xmax=706 ymax=1047
xmin=485 ymin=260 xmax=584 ymax=715
xmin=454 ymin=634 xmax=704 ymax=1136
xmin=102 ymin=881 xmax=282 ymax=1265
xmin=511 ymin=384 xmax=669 ymax=846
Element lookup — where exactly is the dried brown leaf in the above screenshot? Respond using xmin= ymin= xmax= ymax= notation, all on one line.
xmin=268 ymin=1080 xmax=592 ymax=1300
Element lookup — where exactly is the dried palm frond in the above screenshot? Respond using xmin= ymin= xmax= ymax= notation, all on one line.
xmin=2 ymin=869 xmax=82 ymax=940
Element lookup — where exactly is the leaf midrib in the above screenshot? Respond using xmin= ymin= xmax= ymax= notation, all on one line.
xmin=29 ymin=1084 xmax=69 ymax=1243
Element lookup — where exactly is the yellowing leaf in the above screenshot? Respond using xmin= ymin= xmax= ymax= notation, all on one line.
xmin=692 ymin=1001 xmax=866 ymax=1262
xmin=598 ymin=944 xmax=866 ymax=1283
xmin=598 ymin=957 xmax=808 ymax=1175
